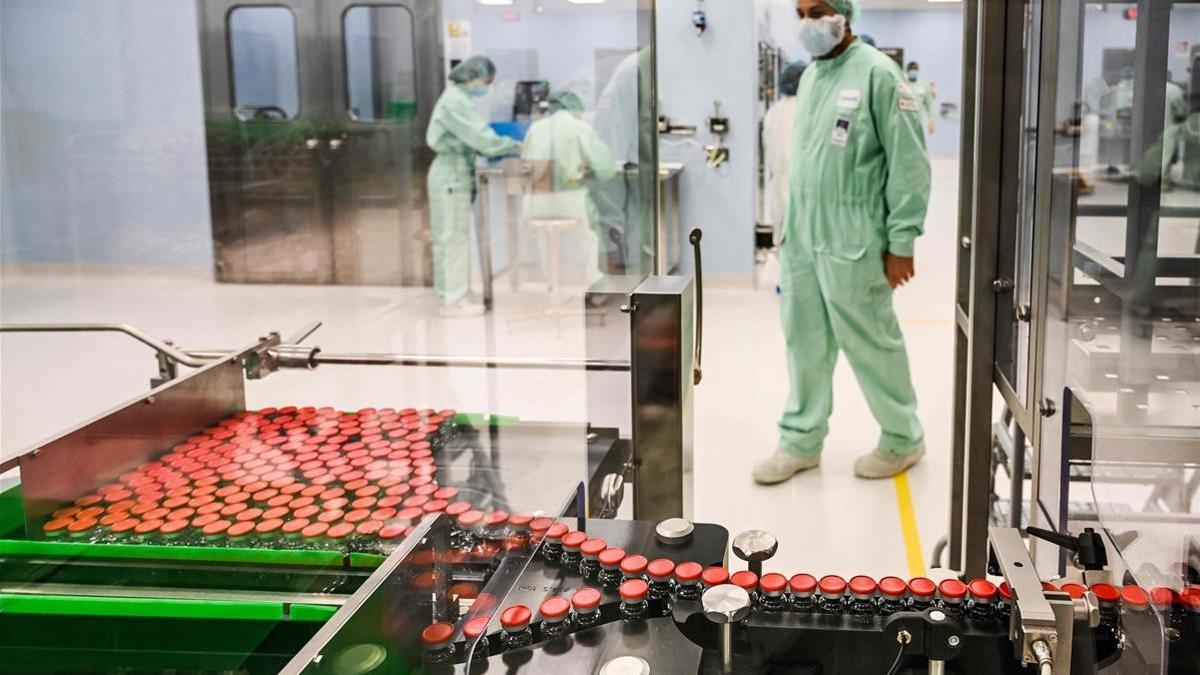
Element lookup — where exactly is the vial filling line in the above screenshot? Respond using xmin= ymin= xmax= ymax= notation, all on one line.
xmin=1 ymin=0 xmax=1197 ymax=673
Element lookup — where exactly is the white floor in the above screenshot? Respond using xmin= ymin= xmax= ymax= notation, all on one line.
xmin=0 ymin=159 xmax=962 ymax=582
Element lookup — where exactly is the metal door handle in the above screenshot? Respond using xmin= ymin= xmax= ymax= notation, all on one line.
xmin=690 ymin=228 xmax=704 ymax=385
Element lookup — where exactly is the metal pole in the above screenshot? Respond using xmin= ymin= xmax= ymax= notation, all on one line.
xmin=183 ymin=350 xmax=631 ymax=372
xmin=721 ymin=623 xmax=733 ymax=672
xmin=1010 ymin=420 xmax=1026 ymax=529
xmin=477 ymin=174 xmax=495 ymax=310
xmin=0 ymin=323 xmax=207 ymax=367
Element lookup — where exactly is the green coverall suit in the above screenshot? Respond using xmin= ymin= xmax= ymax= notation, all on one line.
xmin=778 ymin=39 xmax=930 ymax=458
xmin=426 ymin=85 xmax=519 ymax=306
xmin=908 ymin=77 xmax=936 ymax=132
xmin=522 ymin=108 xmax=617 ymax=285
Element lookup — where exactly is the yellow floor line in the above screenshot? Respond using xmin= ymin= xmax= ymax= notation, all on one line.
xmin=893 ymin=471 xmax=927 ymax=578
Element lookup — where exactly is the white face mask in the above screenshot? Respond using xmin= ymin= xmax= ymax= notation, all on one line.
xmin=795 ymin=15 xmax=847 ymax=57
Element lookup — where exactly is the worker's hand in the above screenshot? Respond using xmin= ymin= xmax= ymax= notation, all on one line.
xmin=928 ymin=122 xmax=936 ymax=135
xmin=885 ymin=253 xmax=916 ymax=289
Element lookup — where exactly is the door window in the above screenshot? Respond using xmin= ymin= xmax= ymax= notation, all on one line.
xmin=228 ymin=6 xmax=301 ymax=121
xmin=343 ymin=6 xmax=417 ymax=122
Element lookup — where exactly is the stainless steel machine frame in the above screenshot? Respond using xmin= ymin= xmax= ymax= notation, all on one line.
xmin=949 ymin=0 xmax=1200 ymax=579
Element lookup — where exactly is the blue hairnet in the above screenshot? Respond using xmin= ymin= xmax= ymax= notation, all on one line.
xmin=548 ymin=91 xmax=585 ymax=113
xmin=859 ymin=33 xmax=877 ymax=47
xmin=827 ymin=0 xmax=860 ymax=23
xmin=449 ymin=56 xmax=496 ymax=84
xmin=779 ymin=62 xmax=806 ymax=97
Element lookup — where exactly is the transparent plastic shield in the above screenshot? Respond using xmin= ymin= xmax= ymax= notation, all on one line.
xmin=1041 ymin=2 xmax=1200 ymax=672
xmin=283 ymin=482 xmax=580 ymax=673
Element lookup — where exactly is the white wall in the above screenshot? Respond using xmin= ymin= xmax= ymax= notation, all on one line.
xmin=657 ymin=0 xmax=758 ymax=277
xmin=0 ymin=0 xmax=211 ymax=270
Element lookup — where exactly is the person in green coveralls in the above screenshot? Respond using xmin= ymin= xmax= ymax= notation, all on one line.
xmin=753 ymin=0 xmax=932 ymax=484
xmin=426 ymin=56 xmax=520 ymax=317
xmin=905 ymin=61 xmax=937 ymax=135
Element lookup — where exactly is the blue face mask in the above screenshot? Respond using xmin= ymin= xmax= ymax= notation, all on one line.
xmin=907 ymin=70 xmax=919 ymax=81
xmin=467 ymin=85 xmax=489 ymax=98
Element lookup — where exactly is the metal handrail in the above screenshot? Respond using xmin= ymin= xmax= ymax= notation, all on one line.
xmin=0 ymin=323 xmax=207 ymax=367
xmin=0 ymin=323 xmax=630 ymax=373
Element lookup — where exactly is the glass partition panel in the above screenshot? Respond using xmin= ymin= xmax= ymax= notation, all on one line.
xmin=1035 ymin=2 xmax=1199 ymax=672
xmin=343 ymin=6 xmax=417 ymax=122
xmin=230 ymin=6 xmax=302 ymax=121
xmin=1 ymin=0 xmax=657 ymax=669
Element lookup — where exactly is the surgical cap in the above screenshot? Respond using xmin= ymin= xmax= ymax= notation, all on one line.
xmin=548 ymin=91 xmax=586 ymax=113
xmin=779 ymin=62 xmax=806 ymax=97
xmin=449 ymin=56 xmax=496 ymax=84
xmin=827 ymin=0 xmax=860 ymax=23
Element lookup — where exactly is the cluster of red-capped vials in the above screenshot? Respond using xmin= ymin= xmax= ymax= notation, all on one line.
xmin=40 ymin=406 xmax=465 ymax=552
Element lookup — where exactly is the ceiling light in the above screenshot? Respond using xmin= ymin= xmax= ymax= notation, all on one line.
xmin=477 ymin=0 xmax=514 ymax=6
xmin=567 ymin=0 xmax=606 ymax=4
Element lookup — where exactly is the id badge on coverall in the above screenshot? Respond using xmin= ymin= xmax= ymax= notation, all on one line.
xmin=831 ymin=117 xmax=851 ymax=147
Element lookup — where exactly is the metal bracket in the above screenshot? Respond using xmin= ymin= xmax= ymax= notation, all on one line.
xmin=989 ymin=526 xmax=1074 ymax=671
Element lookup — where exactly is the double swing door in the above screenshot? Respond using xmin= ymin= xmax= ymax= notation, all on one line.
xmin=198 ymin=0 xmax=443 ymax=285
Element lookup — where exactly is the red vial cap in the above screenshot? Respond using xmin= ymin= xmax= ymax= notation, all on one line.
xmin=909 ymin=577 xmax=937 ymax=598
xmin=326 ymin=522 xmax=354 ymax=539
xmin=1121 ymin=585 xmax=1148 ymax=607
xmin=1041 ymin=582 xmax=1059 ymax=592
xmin=732 ymin=571 xmax=759 ymax=592
xmin=818 ymin=575 xmax=847 ymax=597
xmin=227 ymin=521 xmax=255 ymax=537
xmin=379 ymin=524 xmax=406 ymax=540
xmin=446 ymin=501 xmax=472 ymax=517
xmin=849 ymin=575 xmax=877 ymax=597
xmin=422 ymin=622 xmax=455 ymax=649
xmin=938 ymin=579 xmax=967 ymax=601
xmin=760 ymin=573 xmax=788 ymax=594
xmin=998 ymin=582 xmax=1012 ymax=600
xmin=675 ymin=562 xmax=703 ymax=584
xmin=133 ymin=519 xmax=163 ymax=534
xmin=510 ymin=512 xmax=534 ymax=528
xmin=967 ymin=579 xmax=998 ymax=601
xmin=356 ymin=520 xmax=384 ymax=536
xmin=529 ymin=517 xmax=554 ymax=534
xmin=572 ymin=587 xmax=602 ymax=611
xmin=879 ymin=577 xmax=908 ymax=598
xmin=301 ymin=521 xmax=330 ymax=538
xmin=581 ymin=539 xmax=607 ymax=557
xmin=202 ymin=519 xmax=232 ymax=536
xmin=111 ymin=517 xmax=139 ymax=533
xmin=789 ymin=574 xmax=817 ymax=595
xmin=1149 ymin=587 xmax=1176 ymax=607
xmin=539 ymin=596 xmax=571 ymax=620
xmin=599 ymin=548 xmax=627 ymax=569
xmin=500 ymin=604 xmax=532 ymax=630
xmin=463 ymin=615 xmax=491 ymax=639
xmin=1059 ymin=583 xmax=1087 ymax=600
xmin=546 ymin=523 xmax=568 ymax=541
xmin=485 ymin=510 xmax=509 ymax=527
xmin=562 ymin=531 xmax=588 ymax=550
xmin=256 ymin=518 xmax=284 ymax=534
xmin=702 ymin=567 xmax=730 ymax=587
xmin=457 ymin=510 xmax=485 ymax=528
xmin=282 ymin=518 xmax=311 ymax=534
xmin=1179 ymin=587 xmax=1200 ymax=611
xmin=161 ymin=519 xmax=188 ymax=535
xmin=43 ymin=518 xmax=73 ymax=533
xmin=647 ymin=558 xmax=676 ymax=581
xmin=621 ymin=555 xmax=649 ymax=576
xmin=620 ymin=579 xmax=650 ymax=602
